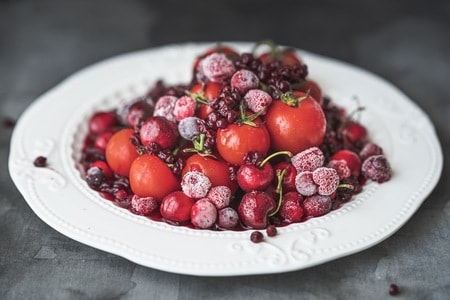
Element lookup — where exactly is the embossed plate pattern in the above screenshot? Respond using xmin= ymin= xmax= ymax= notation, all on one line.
xmin=8 ymin=43 xmax=443 ymax=276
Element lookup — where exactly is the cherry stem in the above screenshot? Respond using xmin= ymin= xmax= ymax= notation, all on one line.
xmin=268 ymin=168 xmax=287 ymax=217
xmin=258 ymin=150 xmax=293 ymax=167
xmin=238 ymin=100 xmax=263 ymax=127
xmin=337 ymin=183 xmax=354 ymax=190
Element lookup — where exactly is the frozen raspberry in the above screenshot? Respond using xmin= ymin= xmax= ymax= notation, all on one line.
xmin=303 ymin=194 xmax=332 ymax=217
xmin=243 ymin=89 xmax=273 ymax=115
xmin=206 ymin=185 xmax=231 ymax=209
xmin=291 ymin=147 xmax=325 ymax=172
xmin=217 ymin=207 xmax=239 ymax=229
xmin=312 ymin=167 xmax=340 ymax=196
xmin=153 ymin=95 xmax=177 ymax=122
xmin=295 ymin=171 xmax=318 ymax=196
xmin=190 ymin=198 xmax=217 ymax=229
xmin=173 ymin=95 xmax=196 ymax=122
xmin=131 ymin=195 xmax=158 ymax=215
xmin=327 ymin=159 xmax=351 ymax=180
xmin=181 ymin=171 xmax=212 ymax=198
xmin=359 ymin=142 xmax=383 ymax=161
xmin=199 ymin=53 xmax=236 ymax=83
xmin=231 ymin=69 xmax=260 ymax=94
xmin=279 ymin=192 xmax=304 ymax=223
xmin=361 ymin=155 xmax=392 ymax=183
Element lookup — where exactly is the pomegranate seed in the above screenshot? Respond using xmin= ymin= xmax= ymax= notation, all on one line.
xmin=389 ymin=283 xmax=399 ymax=296
xmin=250 ymin=231 xmax=264 ymax=243
xmin=33 ymin=156 xmax=47 ymax=167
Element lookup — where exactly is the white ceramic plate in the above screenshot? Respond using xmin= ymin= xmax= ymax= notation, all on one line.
xmin=8 ymin=42 xmax=443 ymax=276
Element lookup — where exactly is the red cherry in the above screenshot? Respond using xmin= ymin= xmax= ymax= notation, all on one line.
xmin=279 ymin=192 xmax=304 ymax=223
xmin=88 ymin=111 xmax=117 ymax=135
xmin=238 ymin=191 xmax=276 ymax=229
xmin=139 ymin=116 xmax=179 ymax=149
xmin=237 ymin=162 xmax=274 ymax=192
xmin=274 ymin=161 xmax=297 ymax=193
xmin=330 ymin=149 xmax=362 ymax=177
xmin=160 ymin=191 xmax=195 ymax=224
xmin=342 ymin=121 xmax=367 ymax=145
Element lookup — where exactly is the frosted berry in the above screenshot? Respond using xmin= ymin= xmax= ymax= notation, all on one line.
xmin=291 ymin=146 xmax=325 ymax=172
xmin=243 ymin=89 xmax=273 ymax=115
xmin=361 ymin=155 xmax=392 ymax=183
xmin=231 ymin=69 xmax=259 ymax=94
xmin=191 ymin=198 xmax=218 ymax=229
xmin=295 ymin=171 xmax=318 ymax=196
xmin=178 ymin=116 xmax=204 ymax=140
xmin=312 ymin=167 xmax=340 ymax=196
xmin=199 ymin=53 xmax=236 ymax=83
xmin=359 ymin=142 xmax=383 ymax=161
xmin=174 ymin=95 xmax=196 ymax=122
xmin=85 ymin=166 xmax=106 ymax=190
xmin=131 ymin=195 xmax=158 ymax=215
xmin=153 ymin=95 xmax=177 ymax=122
xmin=217 ymin=207 xmax=239 ymax=229
xmin=181 ymin=171 xmax=212 ymax=198
xmin=303 ymin=194 xmax=332 ymax=217
xmin=126 ymin=100 xmax=154 ymax=127
xmin=279 ymin=192 xmax=304 ymax=223
xmin=206 ymin=185 xmax=232 ymax=209
xmin=139 ymin=116 xmax=179 ymax=149
xmin=327 ymin=159 xmax=351 ymax=180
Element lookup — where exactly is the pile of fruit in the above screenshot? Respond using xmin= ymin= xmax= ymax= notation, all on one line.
xmin=80 ymin=41 xmax=392 ymax=233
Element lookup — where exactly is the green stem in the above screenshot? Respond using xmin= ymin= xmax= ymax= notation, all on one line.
xmin=258 ymin=151 xmax=293 ymax=167
xmin=268 ymin=168 xmax=287 ymax=217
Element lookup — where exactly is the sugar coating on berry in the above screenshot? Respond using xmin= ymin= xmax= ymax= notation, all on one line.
xmin=153 ymin=95 xmax=177 ymax=123
xmin=181 ymin=171 xmax=212 ymax=198
xmin=361 ymin=155 xmax=392 ymax=183
xmin=291 ymin=147 xmax=325 ymax=172
xmin=327 ymin=159 xmax=351 ymax=180
xmin=280 ymin=192 xmax=304 ymax=223
xmin=217 ymin=207 xmax=239 ymax=229
xmin=174 ymin=96 xmax=196 ymax=122
xmin=244 ymin=89 xmax=273 ymax=115
xmin=191 ymin=198 xmax=218 ymax=229
xmin=303 ymin=194 xmax=331 ymax=217
xmin=312 ymin=167 xmax=340 ymax=196
xmin=199 ymin=53 xmax=236 ymax=83
xmin=231 ymin=69 xmax=260 ymax=94
xmin=295 ymin=171 xmax=318 ymax=196
xmin=359 ymin=142 xmax=383 ymax=161
xmin=207 ymin=185 xmax=231 ymax=209
xmin=131 ymin=195 xmax=158 ymax=215
xmin=178 ymin=116 xmax=203 ymax=140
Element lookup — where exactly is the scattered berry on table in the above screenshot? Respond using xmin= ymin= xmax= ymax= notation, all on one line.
xmin=250 ymin=231 xmax=264 ymax=243
xmin=33 ymin=156 xmax=47 ymax=167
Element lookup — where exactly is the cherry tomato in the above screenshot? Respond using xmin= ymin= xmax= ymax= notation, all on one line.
xmin=216 ymin=118 xmax=271 ymax=165
xmin=105 ymin=128 xmax=139 ymax=177
xmin=190 ymin=82 xmax=222 ymax=119
xmin=129 ymin=154 xmax=180 ymax=200
xmin=265 ymin=92 xmax=326 ymax=154
xmin=182 ymin=154 xmax=238 ymax=193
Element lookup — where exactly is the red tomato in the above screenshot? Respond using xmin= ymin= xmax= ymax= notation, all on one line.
xmin=216 ymin=118 xmax=271 ymax=165
xmin=265 ymin=92 xmax=326 ymax=154
xmin=190 ymin=82 xmax=222 ymax=119
xmin=182 ymin=154 xmax=238 ymax=193
xmin=105 ymin=128 xmax=139 ymax=177
xmin=129 ymin=154 xmax=180 ymax=200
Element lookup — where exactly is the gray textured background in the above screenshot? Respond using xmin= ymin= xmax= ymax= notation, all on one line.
xmin=1 ymin=0 xmax=449 ymax=299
